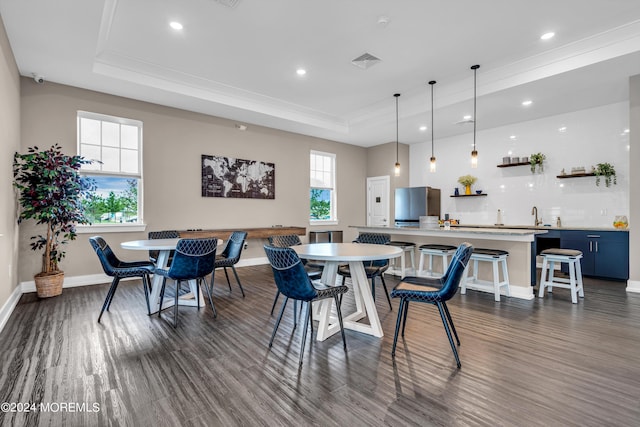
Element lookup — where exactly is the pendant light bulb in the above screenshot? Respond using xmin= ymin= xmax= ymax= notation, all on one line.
xmin=394 ymin=93 xmax=401 ymax=176
xmin=428 ymin=80 xmax=436 ymax=173
xmin=470 ymin=65 xmax=480 ymax=168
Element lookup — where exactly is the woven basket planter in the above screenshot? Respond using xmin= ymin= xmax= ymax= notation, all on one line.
xmin=34 ymin=271 xmax=64 ymax=298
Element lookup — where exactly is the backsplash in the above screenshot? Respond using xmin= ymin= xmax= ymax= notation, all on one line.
xmin=410 ymin=102 xmax=629 ymax=228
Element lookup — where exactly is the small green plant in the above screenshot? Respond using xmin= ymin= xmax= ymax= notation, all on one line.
xmin=594 ymin=162 xmax=617 ymax=187
xmin=457 ymin=175 xmax=477 ymax=186
xmin=530 ymin=152 xmax=545 ymax=173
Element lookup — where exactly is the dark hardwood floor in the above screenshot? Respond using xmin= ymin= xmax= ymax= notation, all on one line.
xmin=1 ymin=266 xmax=639 ymax=426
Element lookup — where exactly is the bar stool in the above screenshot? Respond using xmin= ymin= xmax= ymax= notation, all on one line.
xmin=417 ymin=244 xmax=457 ymax=277
xmin=538 ymin=248 xmax=584 ymax=304
xmin=461 ymin=248 xmax=510 ymax=301
xmin=387 ymin=241 xmax=416 ymax=277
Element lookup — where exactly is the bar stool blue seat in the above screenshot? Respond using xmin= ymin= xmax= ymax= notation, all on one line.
xmin=388 ymin=241 xmax=416 ymax=277
xmin=461 ymin=248 xmax=510 ymax=301
xmin=538 ymin=248 xmax=584 ymax=304
xmin=418 ymin=244 xmax=457 ymax=277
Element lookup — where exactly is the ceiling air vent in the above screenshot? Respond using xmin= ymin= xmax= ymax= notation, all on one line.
xmin=351 ymin=53 xmax=381 ymax=70
xmin=213 ymin=0 xmax=240 ymax=8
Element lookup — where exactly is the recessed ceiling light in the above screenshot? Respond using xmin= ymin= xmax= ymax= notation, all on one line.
xmin=169 ymin=21 xmax=183 ymax=30
xmin=522 ymin=100 xmax=533 ymax=106
xmin=463 ymin=115 xmax=472 ymax=120
xmin=296 ymin=68 xmax=306 ymax=76
xmin=419 ymin=125 xmax=427 ymax=131
xmin=540 ymin=32 xmax=555 ymax=40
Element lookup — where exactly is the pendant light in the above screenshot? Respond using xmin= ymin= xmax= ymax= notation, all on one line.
xmin=428 ymin=80 xmax=437 ymax=173
xmin=470 ymin=64 xmax=480 ymax=168
xmin=394 ymin=93 xmax=401 ymax=176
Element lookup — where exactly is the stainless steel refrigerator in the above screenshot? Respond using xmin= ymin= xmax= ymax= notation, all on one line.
xmin=394 ymin=186 xmax=441 ymax=227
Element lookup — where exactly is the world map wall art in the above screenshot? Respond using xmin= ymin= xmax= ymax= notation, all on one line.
xmin=201 ymin=154 xmax=275 ymax=199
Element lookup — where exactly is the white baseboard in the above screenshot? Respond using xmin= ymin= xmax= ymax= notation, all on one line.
xmin=0 ymin=285 xmax=23 ymax=334
xmin=21 ymin=273 xmax=113 ymax=293
xmin=461 ymin=282 xmax=535 ymax=300
xmin=626 ymin=280 xmax=640 ymax=293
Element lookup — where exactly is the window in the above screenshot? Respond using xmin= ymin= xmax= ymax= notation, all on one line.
xmin=310 ymin=150 xmax=337 ymax=223
xmin=77 ymin=111 xmax=143 ymax=229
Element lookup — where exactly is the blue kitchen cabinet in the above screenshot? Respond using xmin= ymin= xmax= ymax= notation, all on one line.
xmin=561 ymin=230 xmax=629 ymax=280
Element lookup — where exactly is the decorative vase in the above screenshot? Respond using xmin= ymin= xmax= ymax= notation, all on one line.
xmin=34 ymin=270 xmax=64 ymax=298
xmin=465 ymin=185 xmax=471 ymax=195
xmin=613 ymin=216 xmax=628 ymax=229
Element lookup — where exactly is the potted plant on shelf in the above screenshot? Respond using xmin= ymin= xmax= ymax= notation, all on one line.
xmin=13 ymin=144 xmax=95 ymax=298
xmin=457 ymin=175 xmax=477 ymax=195
xmin=530 ymin=152 xmax=545 ymax=173
xmin=594 ymin=162 xmax=617 ymax=187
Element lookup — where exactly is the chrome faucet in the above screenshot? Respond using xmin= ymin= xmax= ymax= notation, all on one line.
xmin=532 ymin=206 xmax=543 ymax=226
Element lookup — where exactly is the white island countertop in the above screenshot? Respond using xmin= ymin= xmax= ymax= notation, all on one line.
xmin=351 ymin=225 xmax=547 ymax=242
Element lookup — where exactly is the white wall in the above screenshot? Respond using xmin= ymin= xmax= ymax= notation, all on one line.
xmin=410 ymin=102 xmax=629 ymax=228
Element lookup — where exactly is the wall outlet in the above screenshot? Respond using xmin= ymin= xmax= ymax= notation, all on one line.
xmin=243 ymin=243 xmax=248 ymax=250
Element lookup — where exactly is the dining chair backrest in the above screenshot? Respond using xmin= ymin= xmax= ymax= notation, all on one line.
xmin=268 ymin=234 xmax=302 ymax=248
xmin=167 ymin=238 xmax=218 ymax=280
xmin=438 ymin=242 xmax=474 ymax=301
xmin=355 ymin=232 xmax=391 ymax=267
xmin=220 ymin=231 xmax=248 ymax=261
xmin=89 ymin=236 xmax=121 ymax=276
xmin=148 ymin=230 xmax=179 ymax=263
xmin=264 ymin=245 xmax=318 ymax=301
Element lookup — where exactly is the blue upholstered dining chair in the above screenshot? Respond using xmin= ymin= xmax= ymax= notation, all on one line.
xmin=338 ymin=232 xmax=393 ymax=310
xmin=264 ymin=245 xmax=348 ymax=366
xmin=213 ymin=231 xmax=248 ymax=297
xmin=148 ymin=230 xmax=179 ymax=265
xmin=390 ymin=242 xmax=473 ymax=368
xmin=268 ymin=234 xmax=323 ymax=316
xmin=156 ymin=238 xmax=218 ymax=327
xmin=89 ymin=236 xmax=155 ymax=323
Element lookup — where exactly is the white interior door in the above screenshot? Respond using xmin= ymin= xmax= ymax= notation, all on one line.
xmin=367 ymin=176 xmax=390 ymax=227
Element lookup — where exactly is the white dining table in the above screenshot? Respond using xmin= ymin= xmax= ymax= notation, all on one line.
xmin=121 ymin=238 xmax=222 ymax=314
xmin=293 ymin=243 xmax=402 ymax=341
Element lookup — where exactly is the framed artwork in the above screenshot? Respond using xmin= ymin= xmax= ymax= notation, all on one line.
xmin=201 ymin=154 xmax=275 ymax=199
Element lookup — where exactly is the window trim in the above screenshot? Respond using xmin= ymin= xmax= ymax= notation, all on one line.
xmin=310 ymin=150 xmax=338 ymax=224
xmin=77 ymin=111 xmax=145 ymax=229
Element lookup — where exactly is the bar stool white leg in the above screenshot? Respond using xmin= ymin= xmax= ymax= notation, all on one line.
xmin=501 ymin=257 xmax=511 ymax=297
xmin=567 ymin=260 xmax=577 ymax=304
xmin=548 ymin=261 xmax=556 ymax=292
xmin=418 ymin=252 xmax=425 ymax=276
xmin=538 ymin=255 xmax=548 ymax=298
xmin=576 ymin=260 xmax=584 ymax=298
xmin=492 ymin=259 xmax=500 ymax=301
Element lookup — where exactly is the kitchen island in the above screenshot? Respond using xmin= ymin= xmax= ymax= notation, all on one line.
xmin=353 ymin=225 xmax=548 ymax=300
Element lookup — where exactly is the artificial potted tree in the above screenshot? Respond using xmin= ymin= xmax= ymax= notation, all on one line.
xmin=13 ymin=144 xmax=94 ymax=298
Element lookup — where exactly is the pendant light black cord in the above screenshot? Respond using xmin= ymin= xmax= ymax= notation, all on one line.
xmin=429 ymin=81 xmax=436 ymax=157
xmin=471 ymin=65 xmax=479 ymax=152
xmin=394 ymin=93 xmax=400 ymax=163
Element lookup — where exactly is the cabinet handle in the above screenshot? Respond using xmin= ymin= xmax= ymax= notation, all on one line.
xmin=595 ymin=241 xmax=598 ymax=252
xmin=589 ymin=241 xmax=593 ymax=252
xmin=587 ymin=235 xmax=600 ymax=238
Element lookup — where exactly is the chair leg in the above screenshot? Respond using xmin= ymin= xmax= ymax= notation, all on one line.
xmin=391 ymin=298 xmax=405 ymax=357
xmin=270 ymin=291 xmax=280 ymax=315
xmin=173 ymin=280 xmax=180 ymax=328
xmin=309 ymin=302 xmax=314 ymax=335
xmin=269 ymin=297 xmax=288 ymax=348
xmin=223 ymin=267 xmax=232 ymax=291
xmin=442 ymin=302 xmax=460 ymax=346
xmin=334 ymin=295 xmax=347 ymax=350
xmin=401 ymin=301 xmax=409 ymax=337
xmin=436 ymin=301 xmax=461 ymax=368
xmin=158 ymin=277 xmax=168 ymax=317
xmin=299 ymin=301 xmax=311 ymax=366
xmin=98 ymin=278 xmax=119 ymax=323
xmin=231 ymin=266 xmax=245 ymax=297
xmin=142 ymin=275 xmax=151 ymax=316
xmin=201 ymin=276 xmax=217 ymax=318
xmin=196 ymin=278 xmax=201 ymax=309
xmin=379 ymin=275 xmax=393 ymax=311
xmin=105 ymin=277 xmax=121 ymax=312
